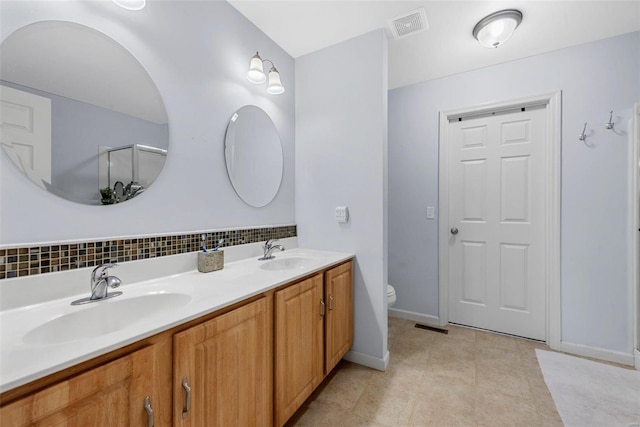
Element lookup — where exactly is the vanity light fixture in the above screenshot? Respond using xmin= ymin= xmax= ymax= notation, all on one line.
xmin=472 ymin=9 xmax=522 ymax=48
xmin=247 ymin=52 xmax=285 ymax=95
xmin=111 ymin=0 xmax=146 ymax=11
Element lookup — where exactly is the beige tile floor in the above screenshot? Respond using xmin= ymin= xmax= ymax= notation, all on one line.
xmin=288 ymin=317 xmax=564 ymax=426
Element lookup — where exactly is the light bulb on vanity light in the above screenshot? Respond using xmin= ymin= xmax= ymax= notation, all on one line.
xmin=247 ymin=52 xmax=267 ymax=84
xmin=267 ymin=66 xmax=285 ymax=95
xmin=111 ymin=0 xmax=146 ymax=11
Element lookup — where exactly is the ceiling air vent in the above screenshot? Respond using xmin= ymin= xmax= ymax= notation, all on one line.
xmin=390 ymin=8 xmax=429 ymax=40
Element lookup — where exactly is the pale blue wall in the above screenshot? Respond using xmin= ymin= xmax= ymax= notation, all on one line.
xmin=0 ymin=0 xmax=295 ymax=244
xmin=296 ymin=30 xmax=389 ymax=367
xmin=388 ymin=31 xmax=640 ymax=354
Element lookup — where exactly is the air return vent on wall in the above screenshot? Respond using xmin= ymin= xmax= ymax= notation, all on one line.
xmin=390 ymin=8 xmax=429 ymax=39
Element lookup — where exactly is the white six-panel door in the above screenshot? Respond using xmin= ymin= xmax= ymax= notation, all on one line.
xmin=0 ymin=84 xmax=52 ymax=187
xmin=447 ymin=106 xmax=547 ymax=340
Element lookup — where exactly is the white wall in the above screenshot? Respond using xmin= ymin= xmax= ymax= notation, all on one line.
xmin=296 ymin=30 xmax=389 ymax=369
xmin=388 ymin=31 xmax=640 ymax=356
xmin=0 ymin=0 xmax=295 ymax=246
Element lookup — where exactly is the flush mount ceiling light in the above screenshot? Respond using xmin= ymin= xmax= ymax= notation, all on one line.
xmin=473 ymin=9 xmax=522 ymax=48
xmin=111 ymin=0 xmax=146 ymax=10
xmin=247 ymin=52 xmax=285 ymax=95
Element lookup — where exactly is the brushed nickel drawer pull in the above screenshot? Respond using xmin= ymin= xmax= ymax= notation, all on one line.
xmin=144 ymin=396 xmax=154 ymax=427
xmin=182 ymin=376 xmax=192 ymax=419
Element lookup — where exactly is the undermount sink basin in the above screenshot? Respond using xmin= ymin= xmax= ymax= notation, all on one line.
xmin=259 ymin=257 xmax=315 ymax=271
xmin=23 ymin=293 xmax=191 ymax=345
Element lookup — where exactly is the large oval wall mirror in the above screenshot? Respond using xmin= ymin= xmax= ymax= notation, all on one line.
xmin=0 ymin=21 xmax=169 ymax=205
xmin=224 ymin=105 xmax=283 ymax=207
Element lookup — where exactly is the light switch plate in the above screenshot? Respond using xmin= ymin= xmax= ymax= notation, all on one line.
xmin=335 ymin=206 xmax=349 ymax=223
xmin=427 ymin=206 xmax=435 ymax=219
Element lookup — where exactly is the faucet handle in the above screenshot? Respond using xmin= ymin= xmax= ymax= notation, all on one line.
xmin=91 ymin=263 xmax=117 ymax=281
xmin=265 ymin=239 xmax=279 ymax=248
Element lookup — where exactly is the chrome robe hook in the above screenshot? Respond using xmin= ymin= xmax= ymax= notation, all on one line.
xmin=605 ymin=110 xmax=614 ymax=130
xmin=578 ymin=122 xmax=588 ymax=141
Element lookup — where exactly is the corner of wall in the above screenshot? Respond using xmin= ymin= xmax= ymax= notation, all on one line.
xmin=294 ymin=29 xmax=389 ymax=363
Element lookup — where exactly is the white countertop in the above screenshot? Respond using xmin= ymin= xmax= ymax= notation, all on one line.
xmin=0 ymin=245 xmax=353 ymax=393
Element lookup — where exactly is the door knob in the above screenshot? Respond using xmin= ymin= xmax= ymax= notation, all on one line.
xmin=450 ymin=228 xmax=459 ymax=235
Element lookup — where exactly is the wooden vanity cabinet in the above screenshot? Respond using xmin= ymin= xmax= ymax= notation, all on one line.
xmin=173 ymin=296 xmax=272 ymax=427
xmin=274 ymin=273 xmax=324 ymax=426
xmin=1 ymin=259 xmax=352 ymax=427
xmin=274 ymin=260 xmax=354 ymax=426
xmin=0 ymin=344 xmax=164 ymax=427
xmin=0 ymin=295 xmax=272 ymax=427
xmin=324 ymin=261 xmax=354 ymax=374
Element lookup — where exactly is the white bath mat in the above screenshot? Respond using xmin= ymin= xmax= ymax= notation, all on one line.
xmin=535 ymin=349 xmax=640 ymax=427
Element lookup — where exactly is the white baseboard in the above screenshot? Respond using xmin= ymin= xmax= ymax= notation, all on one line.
xmin=635 ymin=348 xmax=640 ymax=370
xmin=343 ymin=349 xmax=389 ymax=371
xmin=559 ymin=341 xmax=635 ymax=366
xmin=388 ymin=307 xmax=442 ymax=326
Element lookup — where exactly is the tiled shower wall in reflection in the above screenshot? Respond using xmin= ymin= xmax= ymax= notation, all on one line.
xmin=0 ymin=225 xmax=297 ymax=280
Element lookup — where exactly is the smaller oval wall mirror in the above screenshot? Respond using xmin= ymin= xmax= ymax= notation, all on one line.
xmin=224 ymin=105 xmax=283 ymax=207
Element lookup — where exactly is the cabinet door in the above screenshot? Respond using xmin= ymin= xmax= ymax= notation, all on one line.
xmin=325 ymin=261 xmax=354 ymax=374
xmin=1 ymin=345 xmax=160 ymax=427
xmin=173 ymin=297 xmax=271 ymax=427
xmin=274 ymin=274 xmax=324 ymax=426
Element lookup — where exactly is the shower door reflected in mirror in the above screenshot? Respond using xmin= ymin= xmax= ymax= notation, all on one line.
xmin=0 ymin=20 xmax=169 ymax=205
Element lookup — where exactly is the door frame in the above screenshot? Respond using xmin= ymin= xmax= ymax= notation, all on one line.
xmin=632 ymin=102 xmax=639 ymax=369
xmin=437 ymin=92 xmax=561 ymax=348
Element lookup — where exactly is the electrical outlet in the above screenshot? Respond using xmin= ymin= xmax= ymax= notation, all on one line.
xmin=335 ymin=206 xmax=349 ymax=223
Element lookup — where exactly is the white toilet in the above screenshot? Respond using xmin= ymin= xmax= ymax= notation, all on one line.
xmin=387 ymin=284 xmax=397 ymax=307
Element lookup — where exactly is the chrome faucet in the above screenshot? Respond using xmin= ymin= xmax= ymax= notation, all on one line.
xmin=71 ymin=263 xmax=123 ymax=305
xmin=258 ymin=239 xmax=285 ymax=261
xmin=90 ymin=263 xmax=122 ymax=300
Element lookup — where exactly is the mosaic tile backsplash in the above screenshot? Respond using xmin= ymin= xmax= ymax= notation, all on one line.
xmin=0 ymin=225 xmax=296 ymax=280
